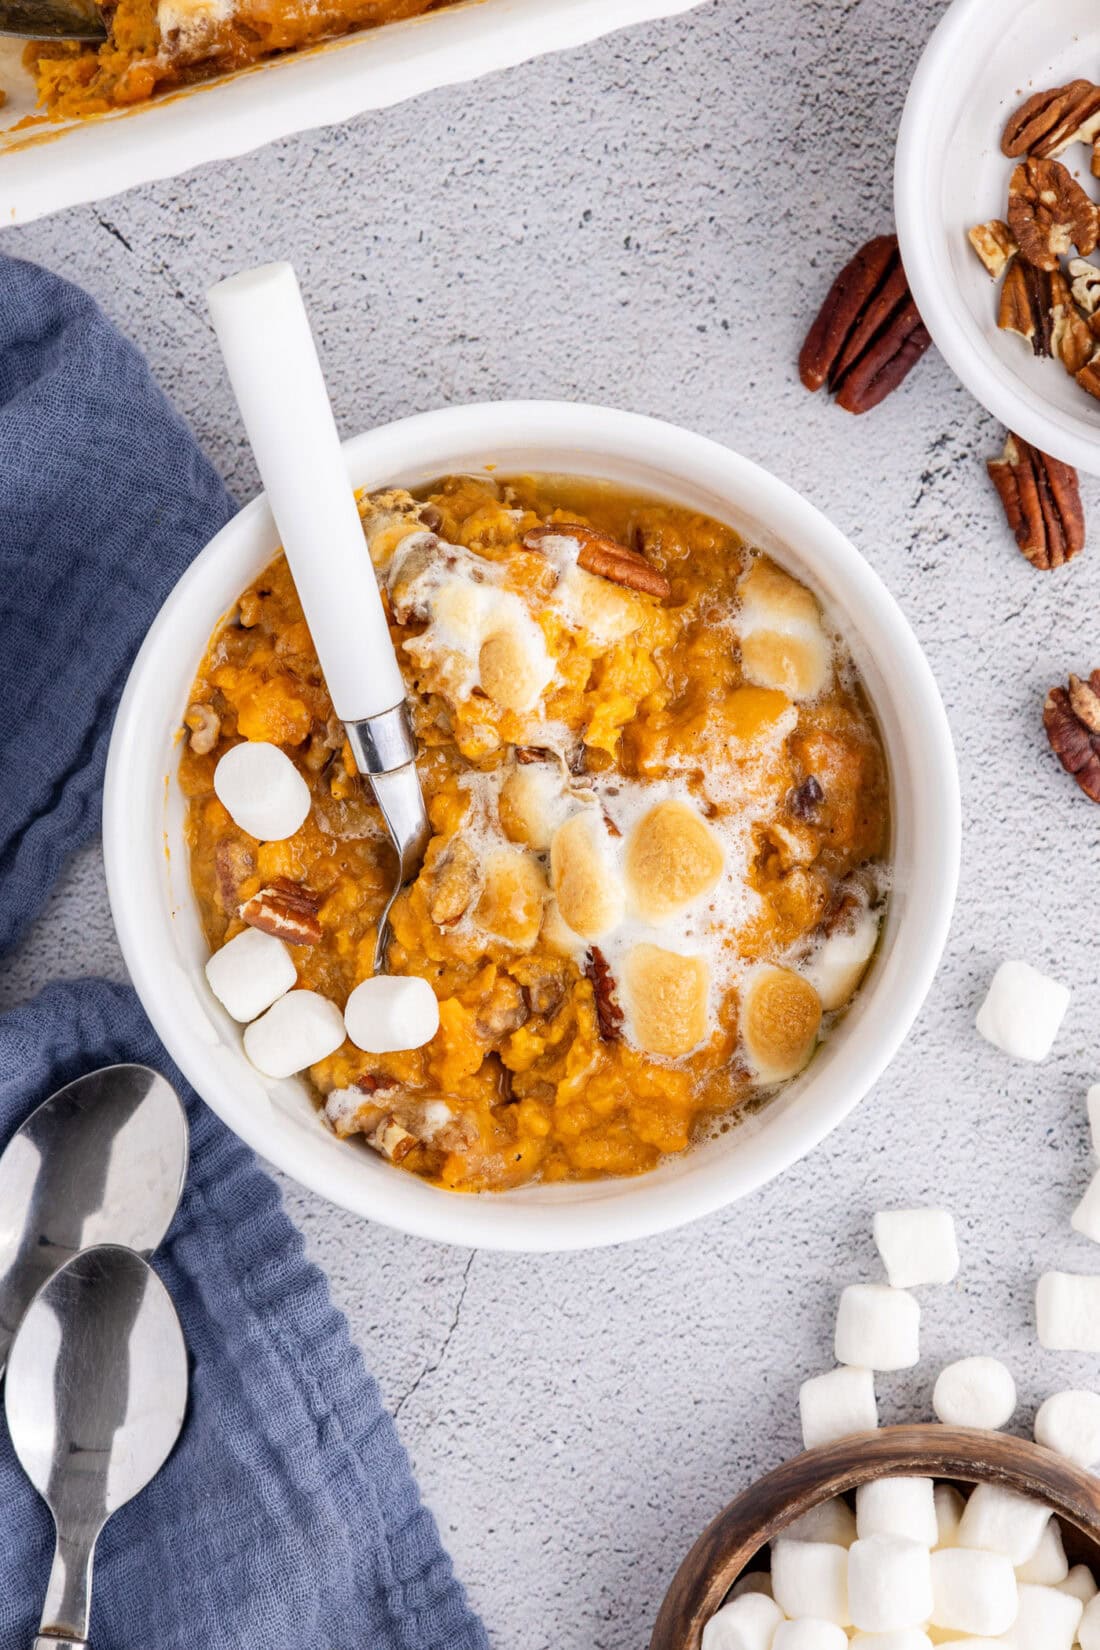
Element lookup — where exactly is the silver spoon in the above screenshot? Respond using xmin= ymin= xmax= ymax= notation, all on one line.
xmin=5 ymin=1244 xmax=188 ymax=1650
xmin=0 ymin=1063 xmax=188 ymax=1375
xmin=0 ymin=0 xmax=105 ymax=40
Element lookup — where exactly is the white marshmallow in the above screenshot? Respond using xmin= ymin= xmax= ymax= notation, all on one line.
xmin=701 ymin=1593 xmax=784 ymax=1650
xmin=213 ymin=740 xmax=311 ymax=842
xmin=243 ymin=989 xmax=346 ymax=1078
xmin=1037 ymin=1273 xmax=1100 ymax=1353
xmin=849 ymin=1636 xmax=932 ymax=1650
xmin=856 ymin=1479 xmax=938 ymax=1546
xmin=873 ymin=1209 xmax=959 ymax=1289
xmin=835 ymin=1285 xmax=920 ymax=1371
xmin=777 ymin=1497 xmax=857 ymax=1549
xmin=770 ymin=1539 xmax=850 ymax=1625
xmin=1083 ymin=1592 xmax=1100 ymax=1650
xmin=1005 ymin=1581 xmax=1082 ymax=1650
xmin=1016 ymin=1519 xmax=1068 ymax=1586
xmin=1088 ymin=1085 xmax=1100 ymax=1156
xmin=729 ymin=1571 xmax=773 ymax=1600
xmin=956 ymin=1483 xmax=1051 ymax=1565
xmin=799 ymin=1367 xmax=878 ymax=1449
xmin=929 ymin=1546 xmax=1018 ymax=1635
xmin=343 ymin=974 xmax=440 ymax=1054
xmin=1072 ymin=1171 xmax=1100 ymax=1244
xmin=805 ymin=911 xmax=880 ymax=1012
xmin=932 ymin=1356 xmax=1016 ymax=1429
xmin=848 ymin=1535 xmax=933 ymax=1632
xmin=1035 ymin=1390 xmax=1100 ymax=1467
xmin=933 ymin=1483 xmax=965 ymax=1548
xmin=772 ymin=1622 xmax=847 ymax=1650
xmin=1059 ymin=1563 xmax=1099 ymax=1605
xmin=204 ymin=926 xmax=295 ymax=1022
xmin=975 ymin=959 xmax=1070 ymax=1062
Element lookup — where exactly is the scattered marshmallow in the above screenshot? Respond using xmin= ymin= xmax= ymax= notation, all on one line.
xmin=799 ymin=1367 xmax=878 ymax=1450
xmin=770 ymin=1539 xmax=850 ymax=1626
xmin=772 ymin=1621 xmax=847 ymax=1650
xmin=1072 ymin=1171 xmax=1100 ymax=1244
xmin=835 ymin=1285 xmax=920 ymax=1371
xmin=1060 ymin=1564 xmax=1099 ymax=1605
xmin=343 ymin=974 xmax=440 ymax=1054
xmin=243 ymin=988 xmax=346 ymax=1078
xmin=1088 ymin=1085 xmax=1100 ymax=1156
xmin=933 ymin=1483 xmax=965 ymax=1549
xmin=700 ymin=1592 xmax=784 ymax=1650
xmin=856 ymin=1479 xmax=938 ymax=1547
xmin=213 ymin=740 xmax=311 ymax=841
xmin=849 ymin=1635 xmax=931 ymax=1650
xmin=956 ymin=1482 xmax=1051 ymax=1566
xmin=929 ymin=1546 xmax=1018 ymax=1636
xmin=1009 ymin=1581 xmax=1082 ymax=1650
xmin=1034 ymin=1390 xmax=1100 ymax=1467
xmin=729 ymin=1571 xmax=773 ymax=1600
xmin=932 ymin=1356 xmax=1016 ymax=1430
xmin=848 ymin=1535 xmax=933 ymax=1633
xmin=873 ymin=1209 xmax=959 ymax=1289
xmin=1037 ymin=1273 xmax=1100 ymax=1353
xmin=776 ymin=1498 xmax=857 ymax=1550
xmin=1083 ymin=1592 xmax=1100 ymax=1650
xmin=975 ymin=959 xmax=1071 ymax=1062
xmin=1016 ymin=1518 xmax=1069 ymax=1586
xmin=204 ymin=926 xmax=295 ymax=1022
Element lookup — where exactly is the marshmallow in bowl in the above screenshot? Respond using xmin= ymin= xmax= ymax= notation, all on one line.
xmin=799 ymin=1366 xmax=877 ymax=1450
xmin=344 ymin=975 xmax=440 ymax=1054
xmin=243 ymin=988 xmax=345 ymax=1078
xmin=1034 ymin=1390 xmax=1100 ymax=1468
xmin=835 ymin=1285 xmax=920 ymax=1371
xmin=1011 ymin=1582 xmax=1083 ymax=1650
xmin=848 ymin=1535 xmax=933 ymax=1633
xmin=956 ymin=1482 xmax=1051 ymax=1566
xmin=873 ymin=1208 xmax=959 ymax=1289
xmin=1016 ymin=1518 xmax=1069 ymax=1586
xmin=975 ymin=959 xmax=1071 ymax=1062
xmin=849 ymin=1635 xmax=931 ymax=1649
xmin=213 ymin=740 xmax=311 ymax=841
xmin=931 ymin=1356 xmax=1016 ymax=1430
xmin=1037 ymin=1272 xmax=1100 ymax=1353
xmin=204 ymin=925 xmax=296 ymax=1022
xmin=777 ymin=1498 xmax=857 ymax=1549
xmin=804 ymin=907 xmax=880 ymax=1012
xmin=772 ymin=1621 xmax=847 ymax=1650
xmin=700 ymin=1592 xmax=784 ymax=1650
xmin=741 ymin=966 xmax=822 ymax=1084
xmin=933 ymin=1484 xmax=965 ymax=1549
xmin=1084 ymin=1594 xmax=1100 ymax=1650
xmin=1061 ymin=1564 xmax=1099 ymax=1605
xmin=856 ymin=1479 xmax=937 ymax=1547
xmin=736 ymin=557 xmax=831 ymax=701
xmin=929 ymin=1547 xmax=1018 ymax=1636
xmin=770 ymin=1540 xmax=850 ymax=1625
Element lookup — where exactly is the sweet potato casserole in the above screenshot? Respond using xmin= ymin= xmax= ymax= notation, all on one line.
xmin=181 ymin=474 xmax=891 ymax=1193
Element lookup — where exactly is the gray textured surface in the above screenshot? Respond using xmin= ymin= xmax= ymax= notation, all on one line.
xmin=5 ymin=1 xmax=1100 ymax=1645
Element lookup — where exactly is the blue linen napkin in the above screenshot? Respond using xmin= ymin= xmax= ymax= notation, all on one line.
xmin=0 ymin=253 xmax=487 ymax=1650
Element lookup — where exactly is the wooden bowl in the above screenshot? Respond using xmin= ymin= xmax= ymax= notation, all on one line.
xmin=650 ymin=1424 xmax=1100 ymax=1650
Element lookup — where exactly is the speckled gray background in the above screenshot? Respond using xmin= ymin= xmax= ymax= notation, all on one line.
xmin=5 ymin=1 xmax=1100 ymax=1645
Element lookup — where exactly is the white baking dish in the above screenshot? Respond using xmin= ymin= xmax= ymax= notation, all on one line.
xmin=0 ymin=0 xmax=702 ymax=224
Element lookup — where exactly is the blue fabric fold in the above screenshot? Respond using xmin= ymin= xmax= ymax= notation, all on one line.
xmin=0 ymin=253 xmax=486 ymax=1650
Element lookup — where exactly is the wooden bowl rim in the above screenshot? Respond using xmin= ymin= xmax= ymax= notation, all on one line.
xmin=649 ymin=1423 xmax=1100 ymax=1650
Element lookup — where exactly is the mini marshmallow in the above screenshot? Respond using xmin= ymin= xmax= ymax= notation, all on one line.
xmin=873 ymin=1208 xmax=959 ymax=1289
xmin=1035 ymin=1390 xmax=1100 ymax=1467
xmin=777 ymin=1497 xmax=857 ymax=1549
xmin=975 ymin=959 xmax=1071 ymax=1062
xmin=1083 ymin=1592 xmax=1100 ymax=1650
xmin=835 ymin=1285 xmax=920 ymax=1371
xmin=729 ymin=1571 xmax=773 ymax=1600
xmin=856 ymin=1479 xmax=938 ymax=1546
xmin=956 ymin=1482 xmax=1051 ymax=1565
xmin=799 ymin=1367 xmax=878 ymax=1449
xmin=1059 ymin=1564 xmax=1099 ymax=1605
xmin=701 ymin=1593 xmax=784 ymax=1650
xmin=932 ymin=1356 xmax=1016 ymax=1429
xmin=1007 ymin=1581 xmax=1082 ymax=1650
xmin=1016 ymin=1519 xmax=1068 ymax=1586
xmin=1072 ymin=1171 xmax=1100 ymax=1244
xmin=1088 ymin=1085 xmax=1100 ymax=1156
xmin=204 ymin=926 xmax=295 ymax=1022
xmin=1037 ymin=1273 xmax=1100 ymax=1353
xmin=929 ymin=1546 xmax=1018 ymax=1636
xmin=848 ymin=1535 xmax=933 ymax=1633
xmin=771 ymin=1622 xmax=847 ymax=1650
xmin=243 ymin=988 xmax=346 ymax=1078
xmin=849 ymin=1636 xmax=932 ymax=1650
xmin=933 ymin=1483 xmax=965 ymax=1549
xmin=343 ymin=974 xmax=440 ymax=1054
xmin=770 ymin=1539 xmax=850 ymax=1625
xmin=213 ymin=740 xmax=311 ymax=841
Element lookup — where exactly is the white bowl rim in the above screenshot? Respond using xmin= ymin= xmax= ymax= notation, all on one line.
xmin=104 ymin=399 xmax=961 ymax=1252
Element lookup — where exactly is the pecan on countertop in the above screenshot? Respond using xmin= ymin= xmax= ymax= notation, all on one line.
xmin=240 ymin=878 xmax=323 ymax=945
xmin=1044 ymin=671 xmax=1100 ymax=803
xmin=798 ymin=234 xmax=932 ymax=414
xmin=523 ymin=523 xmax=671 ymax=600
xmin=987 ymin=433 xmax=1085 ymax=571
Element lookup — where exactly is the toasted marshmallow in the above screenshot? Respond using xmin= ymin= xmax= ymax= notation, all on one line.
xmin=213 ymin=740 xmax=311 ymax=842
xmin=536 ymin=532 xmax=647 ymax=645
xmin=550 ymin=811 xmax=624 ymax=939
xmin=622 ymin=944 xmax=709 ymax=1057
xmin=474 ymin=848 xmax=547 ymax=950
xmin=742 ymin=966 xmax=822 ymax=1083
xmin=478 ymin=619 xmax=554 ymax=712
xmin=498 ymin=760 xmax=571 ymax=850
xmin=737 ymin=557 xmax=831 ymax=701
xmin=624 ymin=799 xmax=725 ymax=922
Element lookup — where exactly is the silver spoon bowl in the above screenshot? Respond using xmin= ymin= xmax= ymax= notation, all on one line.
xmin=0 ymin=0 xmax=105 ymax=39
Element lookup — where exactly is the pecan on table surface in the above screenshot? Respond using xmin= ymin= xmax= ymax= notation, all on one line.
xmin=987 ymin=433 xmax=1085 ymax=570
xmin=1002 ymin=80 xmax=1100 ymax=161
xmin=1044 ymin=670 xmax=1100 ymax=803
xmin=239 ymin=878 xmax=323 ymax=945
xmin=523 ymin=522 xmax=671 ymax=600
xmin=1007 ymin=156 xmax=1099 ymax=271
xmin=798 ymin=234 xmax=932 ymax=414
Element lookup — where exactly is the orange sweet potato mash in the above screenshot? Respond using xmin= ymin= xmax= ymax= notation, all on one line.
xmin=181 ymin=474 xmax=890 ymax=1193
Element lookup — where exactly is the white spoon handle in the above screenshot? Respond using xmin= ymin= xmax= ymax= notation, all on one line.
xmin=207 ymin=262 xmax=404 ymax=723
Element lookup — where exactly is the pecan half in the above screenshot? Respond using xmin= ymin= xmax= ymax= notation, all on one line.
xmin=367 ymin=1114 xmax=419 ymax=1164
xmin=798 ymin=234 xmax=932 ymax=414
xmin=987 ymin=433 xmax=1085 ymax=570
xmin=584 ymin=945 xmax=623 ymax=1042
xmin=240 ymin=878 xmax=322 ymax=945
xmin=1008 ymin=157 xmax=1099 ymax=270
xmin=1002 ymin=80 xmax=1100 ymax=160
xmin=997 ymin=258 xmax=1053 ymax=354
xmin=184 ymin=702 xmax=220 ymax=756
xmin=968 ymin=219 xmax=1018 ymax=279
xmin=523 ymin=522 xmax=671 ymax=601
xmin=1051 ymin=270 xmax=1097 ymax=374
xmin=1044 ymin=670 xmax=1100 ymax=802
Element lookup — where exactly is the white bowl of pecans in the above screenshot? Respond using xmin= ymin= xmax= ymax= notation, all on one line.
xmin=896 ymin=0 xmax=1100 ymax=479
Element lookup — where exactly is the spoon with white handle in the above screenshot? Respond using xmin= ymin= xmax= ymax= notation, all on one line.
xmin=207 ymin=262 xmax=430 ymax=974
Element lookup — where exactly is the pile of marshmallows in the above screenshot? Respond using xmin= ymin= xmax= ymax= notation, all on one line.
xmin=203 ymin=741 xmax=438 ymax=1078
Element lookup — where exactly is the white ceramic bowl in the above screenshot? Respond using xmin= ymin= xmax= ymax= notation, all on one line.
xmin=104 ymin=401 xmax=960 ymax=1253
xmin=896 ymin=0 xmax=1100 ymax=474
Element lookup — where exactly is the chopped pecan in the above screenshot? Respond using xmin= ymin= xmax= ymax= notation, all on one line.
xmin=1077 ymin=358 xmax=1100 ymax=399
xmin=523 ymin=522 xmax=671 ymax=601
xmin=184 ymin=702 xmax=220 ymax=756
xmin=1044 ymin=670 xmax=1100 ymax=802
xmin=1069 ymin=257 xmax=1100 ymax=325
xmin=1002 ymin=80 xmax=1100 ymax=159
xmin=522 ymin=973 xmax=567 ymax=1020
xmin=968 ymin=219 xmax=1018 ymax=279
xmin=798 ymin=234 xmax=931 ymax=414
xmin=584 ymin=945 xmax=624 ymax=1042
xmin=997 ymin=258 xmax=1053 ymax=354
xmin=214 ymin=839 xmax=255 ymax=913
xmin=303 ymin=714 xmax=345 ymax=773
xmin=1007 ymin=157 xmax=1099 ymax=270
xmin=987 ymin=433 xmax=1085 ymax=570
xmin=240 ymin=878 xmax=322 ymax=945
xmin=475 ymin=977 xmax=529 ymax=1040
xmin=427 ymin=837 xmax=479 ymax=927
xmin=367 ymin=1114 xmax=419 ymax=1164
xmin=787 ymin=775 xmax=824 ymax=821
xmin=1051 ymin=270 xmax=1097 ymax=374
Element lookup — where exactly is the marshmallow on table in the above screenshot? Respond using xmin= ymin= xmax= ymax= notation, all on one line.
xmin=873 ymin=1209 xmax=959 ymax=1289
xmin=799 ymin=1367 xmax=878 ymax=1449
xmin=848 ymin=1535 xmax=933 ymax=1633
xmin=1059 ymin=1564 xmax=1098 ymax=1605
xmin=770 ymin=1539 xmax=850 ymax=1625
xmin=243 ymin=988 xmax=346 ymax=1078
xmin=772 ymin=1621 xmax=847 ymax=1650
xmin=1016 ymin=1518 xmax=1069 ymax=1586
xmin=849 ymin=1635 xmax=932 ymax=1650
xmin=929 ymin=1547 xmax=1018 ymax=1636
xmin=344 ymin=974 xmax=440 ymax=1053
xmin=933 ymin=1483 xmax=965 ymax=1548
xmin=835 ymin=1285 xmax=920 ymax=1371
xmin=1084 ymin=1593 xmax=1100 ymax=1650
xmin=975 ymin=959 xmax=1071 ymax=1062
xmin=204 ymin=926 xmax=296 ymax=1022
xmin=1088 ymin=1085 xmax=1100 ymax=1155
xmin=932 ymin=1356 xmax=1016 ymax=1429
xmin=213 ymin=740 xmax=311 ymax=841
xmin=701 ymin=1593 xmax=784 ymax=1650
xmin=777 ymin=1497 xmax=857 ymax=1549
xmin=1037 ymin=1273 xmax=1100 ymax=1353
xmin=1008 ymin=1581 xmax=1082 ymax=1650
xmin=1035 ymin=1390 xmax=1100 ymax=1467
xmin=1072 ymin=1172 xmax=1100 ymax=1244
xmin=856 ymin=1478 xmax=937 ymax=1546
xmin=956 ymin=1482 xmax=1051 ymax=1566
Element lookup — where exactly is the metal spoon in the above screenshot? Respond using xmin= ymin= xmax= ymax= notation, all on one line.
xmin=0 ymin=1063 xmax=188 ymax=1375
xmin=5 ymin=1244 xmax=188 ymax=1650
xmin=0 ymin=0 xmax=105 ymax=40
